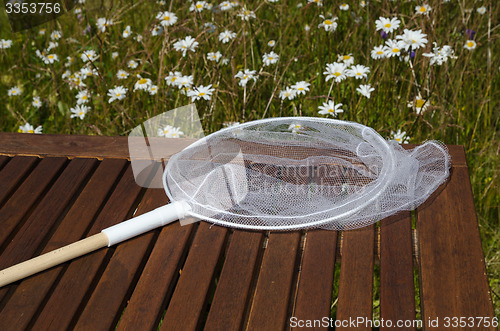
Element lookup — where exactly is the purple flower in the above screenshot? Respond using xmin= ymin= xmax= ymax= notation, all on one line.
xmin=380 ymin=30 xmax=388 ymax=39
xmin=466 ymin=29 xmax=476 ymax=40
xmin=410 ymin=51 xmax=415 ymax=59
xmin=83 ymin=25 xmax=91 ymax=35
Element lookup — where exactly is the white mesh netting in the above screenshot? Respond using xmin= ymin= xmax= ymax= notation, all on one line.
xmin=163 ymin=117 xmax=451 ymax=230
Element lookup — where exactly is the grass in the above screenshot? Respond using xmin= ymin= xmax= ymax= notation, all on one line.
xmin=0 ymin=0 xmax=498 ymax=318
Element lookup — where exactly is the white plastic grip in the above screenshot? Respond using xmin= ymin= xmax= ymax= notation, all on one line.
xmin=102 ymin=200 xmax=190 ymax=246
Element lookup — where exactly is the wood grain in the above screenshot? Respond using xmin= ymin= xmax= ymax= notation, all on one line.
xmin=292 ymin=230 xmax=337 ymax=330
xmin=204 ymin=230 xmax=264 ymax=331
xmin=0 ymin=159 xmax=127 ymax=330
xmin=380 ymin=213 xmax=416 ymax=331
xmin=160 ymin=222 xmax=228 ymax=331
xmin=336 ymin=225 xmax=375 ymax=331
xmin=246 ymin=231 xmax=301 ymax=331
xmin=417 ymin=162 xmax=495 ymax=328
xmin=0 ymin=156 xmax=38 ymax=208
xmin=31 ymin=165 xmax=142 ymax=331
xmin=0 ymin=132 xmax=195 ymax=160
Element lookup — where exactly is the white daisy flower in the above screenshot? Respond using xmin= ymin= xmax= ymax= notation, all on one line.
xmin=0 ymin=39 xmax=12 ymax=49
xmin=76 ymin=90 xmax=90 ymax=104
xmin=323 ymin=62 xmax=347 ymax=83
xmin=360 ymin=0 xmax=367 ymax=8
xmin=148 ymin=85 xmax=159 ymax=95
xmin=47 ymin=41 xmax=58 ymax=51
xmin=177 ymin=75 xmax=194 ymax=90
xmin=134 ymin=77 xmax=153 ymax=91
xmin=79 ymin=67 xmax=98 ymax=78
xmin=187 ymin=84 xmax=215 ymax=101
xmin=383 ymin=39 xmax=404 ymax=57
xmin=50 ymin=30 xmax=62 ymax=40
xmin=96 ymin=17 xmax=113 ymax=33
xmin=371 ymin=45 xmax=385 ymax=59
xmin=112 ymin=52 xmax=119 ymax=60
xmin=356 ymin=84 xmax=375 ymax=98
xmin=235 ymin=69 xmax=258 ymax=87
xmin=279 ymin=87 xmax=296 ymax=100
xmin=165 ymin=71 xmax=182 ymax=86
xmin=463 ymin=40 xmax=476 ymax=50
xmin=70 ymin=105 xmax=90 ymax=119
xmin=32 ymin=96 xmax=43 ymax=108
xmin=134 ymin=34 xmax=143 ymax=42
xmin=423 ymin=43 xmax=455 ymax=65
xmin=127 ymin=60 xmax=139 ymax=69
xmin=307 ymin=0 xmax=323 ymax=7
xmin=8 ymin=86 xmax=22 ymax=96
xmin=407 ymin=94 xmax=428 ymax=115
xmin=396 ymin=29 xmax=428 ymax=51
xmin=190 ymin=1 xmax=207 ymax=12
xmin=44 ymin=54 xmax=59 ymax=64
xmin=339 ymin=3 xmax=349 ymax=10
xmin=65 ymin=56 xmax=75 ymax=67
xmin=152 ymin=25 xmax=164 ymax=36
xmin=415 ymin=4 xmax=431 ymax=15
xmin=173 ymin=36 xmax=199 ymax=57
xmin=237 ymin=7 xmax=256 ymax=21
xmin=391 ymin=129 xmax=409 ymax=143
xmin=116 ymin=69 xmax=129 ymax=79
xmin=288 ymin=123 xmax=303 ymax=133
xmin=39 ymin=28 xmax=46 ymax=35
xmin=158 ymin=125 xmax=184 ymax=138
xmin=81 ymin=50 xmax=98 ymax=63
xmin=207 ymin=51 xmax=222 ymax=62
xmin=262 ymin=51 xmax=279 ymax=66
xmin=156 ymin=11 xmax=178 ymax=26
xmin=347 ymin=64 xmax=370 ymax=79
xmin=219 ymin=30 xmax=237 ymax=44
xmin=375 ymin=17 xmax=401 ymax=34
xmin=268 ymin=40 xmax=276 ymax=47
xmin=219 ymin=1 xmax=234 ymax=11
xmin=338 ymin=54 xmax=355 ymax=66
xmin=107 ymin=86 xmax=128 ymax=103
xmin=18 ymin=123 xmax=42 ymax=134
xmin=318 ymin=15 xmax=338 ymax=32
xmin=291 ymin=81 xmax=311 ymax=95
xmin=123 ymin=26 xmax=132 ymax=38
xmin=477 ymin=6 xmax=486 ymax=15
xmin=318 ymin=101 xmax=344 ymax=116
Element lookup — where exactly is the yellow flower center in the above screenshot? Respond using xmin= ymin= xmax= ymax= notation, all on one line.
xmin=116 ymin=93 xmax=121 ymax=97
xmin=82 ymin=95 xmax=87 ymax=100
xmin=79 ymin=112 xmax=84 ymax=116
xmin=377 ymin=51 xmax=383 ymax=55
xmin=356 ymin=72 xmax=361 ymax=75
xmin=334 ymin=72 xmax=341 ymax=77
xmin=419 ymin=6 xmax=426 ymax=12
xmin=343 ymin=55 xmax=351 ymax=60
xmin=393 ymin=48 xmax=400 ymax=53
xmin=199 ymin=92 xmax=205 ymax=96
xmin=467 ymin=41 xmax=474 ymax=48
xmin=243 ymin=75 xmax=248 ymax=79
xmin=325 ymin=20 xmax=333 ymax=25
xmin=269 ymin=57 xmax=273 ymax=60
xmin=138 ymin=78 xmax=148 ymax=84
xmin=416 ymin=99 xmax=425 ymax=108
xmin=328 ymin=109 xmax=334 ymax=112
xmin=298 ymin=87 xmax=304 ymax=90
xmin=172 ymin=77 xmax=177 ymax=81
xmin=164 ymin=16 xmax=169 ymax=20
xmin=384 ymin=23 xmax=391 ymax=28
xmin=196 ymin=4 xmax=202 ymax=8
xmin=48 ymin=55 xmax=54 ymax=59
xmin=28 ymin=130 xmax=34 ymax=133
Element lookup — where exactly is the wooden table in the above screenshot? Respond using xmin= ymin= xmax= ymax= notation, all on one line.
xmin=0 ymin=133 xmax=495 ymax=330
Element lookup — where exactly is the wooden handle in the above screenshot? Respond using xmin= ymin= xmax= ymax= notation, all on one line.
xmin=0 ymin=232 xmax=109 ymax=287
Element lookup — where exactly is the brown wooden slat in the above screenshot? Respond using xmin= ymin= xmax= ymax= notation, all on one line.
xmin=380 ymin=213 xmax=416 ymax=331
xmin=292 ymin=230 xmax=337 ymax=330
xmin=160 ymin=223 xmax=228 ymax=331
xmin=0 ymin=155 xmax=9 ymax=169
xmin=246 ymin=231 xmax=301 ymax=331
xmin=0 ymin=156 xmax=38 ymax=208
xmin=336 ymin=225 xmax=375 ymax=331
xmin=0 ymin=159 xmax=127 ymax=330
xmin=0 ymin=158 xmax=97 ymax=271
xmin=0 ymin=132 xmax=195 ymax=159
xmin=0 ymin=157 xmax=67 ymax=250
xmin=116 ymin=222 xmax=194 ymax=330
xmin=204 ymin=230 xmax=264 ymax=331
xmin=31 ymin=165 xmax=143 ymax=331
xmin=417 ymin=161 xmax=495 ymax=327
xmin=73 ymin=188 xmax=168 ymax=330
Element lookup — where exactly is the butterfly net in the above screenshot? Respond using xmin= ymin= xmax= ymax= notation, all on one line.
xmin=163 ymin=117 xmax=450 ymax=231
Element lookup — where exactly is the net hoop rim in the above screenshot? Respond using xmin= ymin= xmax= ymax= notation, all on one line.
xmin=163 ymin=117 xmax=396 ymax=230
